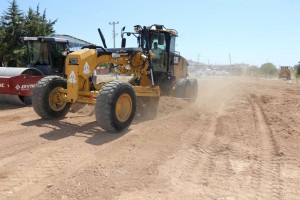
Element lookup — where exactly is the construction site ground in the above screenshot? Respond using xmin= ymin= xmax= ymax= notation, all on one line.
xmin=0 ymin=76 xmax=300 ymax=200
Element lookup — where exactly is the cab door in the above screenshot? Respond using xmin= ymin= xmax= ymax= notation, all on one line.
xmin=49 ymin=41 xmax=68 ymax=76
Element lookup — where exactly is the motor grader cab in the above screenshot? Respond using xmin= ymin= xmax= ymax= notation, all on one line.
xmin=121 ymin=24 xmax=196 ymax=98
xmin=31 ymin=24 xmax=198 ymax=133
xmin=0 ymin=37 xmax=69 ymax=105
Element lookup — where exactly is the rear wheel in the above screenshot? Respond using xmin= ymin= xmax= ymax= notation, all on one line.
xmin=95 ymin=81 xmax=136 ymax=133
xmin=175 ymin=78 xmax=189 ymax=98
xmin=32 ymin=76 xmax=71 ymax=119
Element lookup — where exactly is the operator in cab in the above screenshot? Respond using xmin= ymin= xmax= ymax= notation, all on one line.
xmin=151 ymin=42 xmax=163 ymax=59
xmin=151 ymin=42 xmax=163 ymax=72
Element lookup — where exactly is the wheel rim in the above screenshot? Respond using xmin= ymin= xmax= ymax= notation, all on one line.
xmin=49 ymin=87 xmax=67 ymax=111
xmin=115 ymin=93 xmax=132 ymax=122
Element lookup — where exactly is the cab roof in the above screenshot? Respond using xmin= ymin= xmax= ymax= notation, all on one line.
xmin=21 ymin=36 xmax=68 ymax=43
xmin=134 ymin=24 xmax=178 ymax=37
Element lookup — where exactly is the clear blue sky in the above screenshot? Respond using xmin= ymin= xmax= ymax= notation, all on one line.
xmin=1 ymin=0 xmax=300 ymax=67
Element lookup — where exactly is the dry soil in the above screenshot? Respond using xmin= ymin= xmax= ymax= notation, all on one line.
xmin=0 ymin=76 xmax=299 ymax=200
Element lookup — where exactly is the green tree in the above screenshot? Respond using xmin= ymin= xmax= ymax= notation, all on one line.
xmin=0 ymin=23 xmax=5 ymax=66
xmin=0 ymin=0 xmax=57 ymax=66
xmin=260 ymin=62 xmax=277 ymax=77
xmin=294 ymin=63 xmax=300 ymax=77
xmin=0 ymin=0 xmax=25 ymax=66
xmin=24 ymin=5 xmax=57 ymax=36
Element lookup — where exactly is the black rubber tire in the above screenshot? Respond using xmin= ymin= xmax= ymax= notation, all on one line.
xmin=175 ymin=78 xmax=189 ymax=98
xmin=32 ymin=76 xmax=71 ymax=119
xmin=189 ymin=79 xmax=198 ymax=102
xmin=95 ymin=81 xmax=136 ymax=133
xmin=136 ymin=96 xmax=159 ymax=120
xmin=19 ymin=96 xmax=32 ymax=105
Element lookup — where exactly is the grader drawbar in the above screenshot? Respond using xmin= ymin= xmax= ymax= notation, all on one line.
xmin=31 ymin=24 xmax=198 ymax=133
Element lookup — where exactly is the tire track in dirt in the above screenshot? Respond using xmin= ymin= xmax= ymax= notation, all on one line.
xmin=2 ymin=77 xmax=299 ymax=199
xmin=248 ymin=94 xmax=283 ymax=200
xmin=0 ymin=107 xmax=37 ymax=136
xmin=118 ymin=89 xmax=229 ymax=199
xmin=157 ymin=101 xmax=237 ymax=199
xmin=139 ymin=108 xmax=217 ymax=199
xmin=0 ymin=141 xmax=97 ymax=200
xmin=0 ymin=119 xmax=102 ymax=200
xmin=0 ymin=110 xmax=28 ymax=126
xmin=194 ymin=107 xmax=244 ymax=199
xmin=157 ymin=79 xmax=245 ymax=199
xmin=0 ymin=103 xmax=30 ymax=115
xmin=246 ymin=88 xmax=300 ymax=199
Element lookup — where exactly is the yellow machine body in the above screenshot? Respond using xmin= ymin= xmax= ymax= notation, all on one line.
xmin=278 ymin=66 xmax=291 ymax=80
xmin=64 ymin=48 xmax=159 ymax=104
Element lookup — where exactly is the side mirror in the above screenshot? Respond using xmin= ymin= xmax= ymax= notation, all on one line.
xmin=121 ymin=38 xmax=126 ymax=48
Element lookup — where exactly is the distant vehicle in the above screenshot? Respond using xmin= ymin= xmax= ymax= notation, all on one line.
xmin=278 ymin=66 xmax=291 ymax=80
xmin=0 ymin=36 xmax=93 ymax=105
xmin=0 ymin=36 xmax=69 ymax=105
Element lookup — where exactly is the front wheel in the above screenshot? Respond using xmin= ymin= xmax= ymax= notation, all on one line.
xmin=32 ymin=76 xmax=71 ymax=119
xmin=95 ymin=81 xmax=136 ymax=133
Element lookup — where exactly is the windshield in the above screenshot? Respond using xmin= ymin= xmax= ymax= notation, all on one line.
xmin=150 ymin=33 xmax=166 ymax=51
xmin=27 ymin=41 xmax=49 ymax=65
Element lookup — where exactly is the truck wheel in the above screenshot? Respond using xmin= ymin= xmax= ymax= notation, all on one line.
xmin=32 ymin=76 xmax=71 ymax=119
xmin=189 ymin=79 xmax=198 ymax=102
xmin=136 ymin=96 xmax=159 ymax=120
xmin=95 ymin=81 xmax=136 ymax=133
xmin=175 ymin=78 xmax=189 ymax=98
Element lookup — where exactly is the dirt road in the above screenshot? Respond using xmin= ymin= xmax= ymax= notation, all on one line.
xmin=0 ymin=77 xmax=299 ymax=200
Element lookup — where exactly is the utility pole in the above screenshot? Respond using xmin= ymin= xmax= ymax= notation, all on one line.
xmin=109 ymin=21 xmax=119 ymax=48
xmin=229 ymin=53 xmax=232 ymax=74
xmin=197 ymin=53 xmax=201 ymax=68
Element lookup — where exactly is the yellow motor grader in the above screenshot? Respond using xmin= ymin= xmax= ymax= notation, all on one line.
xmin=278 ymin=66 xmax=291 ymax=80
xmin=32 ymin=24 xmax=198 ymax=133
